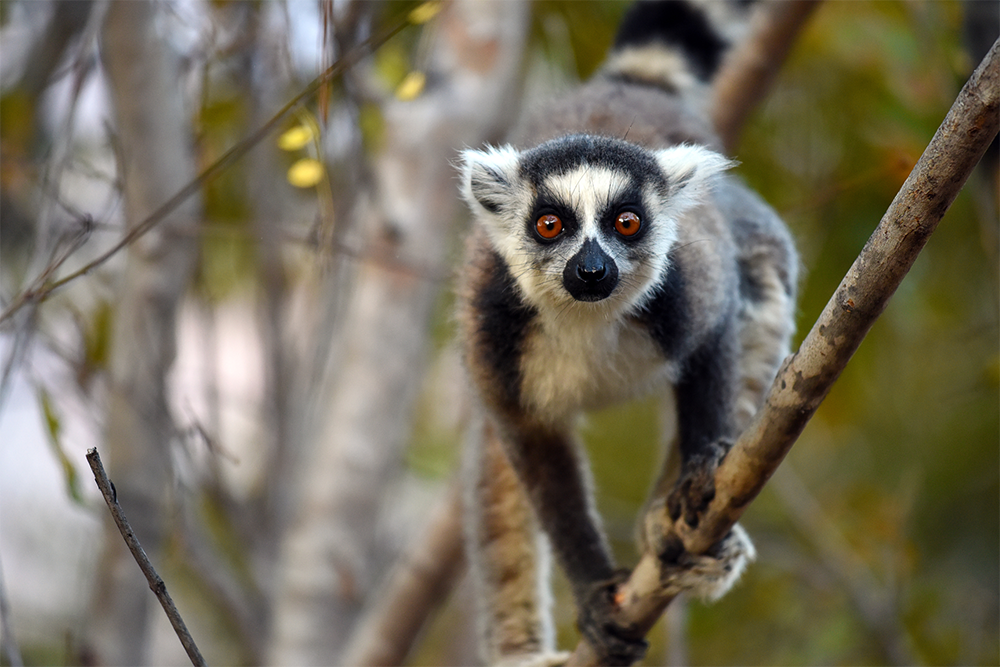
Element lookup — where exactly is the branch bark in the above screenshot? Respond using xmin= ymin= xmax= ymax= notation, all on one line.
xmin=85 ymin=448 xmax=207 ymax=667
xmin=568 ymin=35 xmax=1000 ymax=667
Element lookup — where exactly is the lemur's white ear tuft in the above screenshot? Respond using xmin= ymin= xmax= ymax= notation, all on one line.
xmin=654 ymin=144 xmax=735 ymax=213
xmin=459 ymin=145 xmax=521 ymax=216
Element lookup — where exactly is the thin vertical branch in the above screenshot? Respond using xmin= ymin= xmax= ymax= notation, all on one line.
xmin=85 ymin=448 xmax=207 ymax=667
xmin=268 ymin=2 xmax=529 ymax=662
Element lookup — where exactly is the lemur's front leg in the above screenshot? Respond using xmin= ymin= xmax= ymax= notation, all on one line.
xmin=642 ymin=334 xmax=756 ymax=601
xmin=499 ymin=416 xmax=649 ymax=666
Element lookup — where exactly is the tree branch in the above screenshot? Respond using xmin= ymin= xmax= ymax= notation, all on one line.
xmin=568 ymin=35 xmax=1000 ymax=667
xmin=85 ymin=448 xmax=207 ymax=667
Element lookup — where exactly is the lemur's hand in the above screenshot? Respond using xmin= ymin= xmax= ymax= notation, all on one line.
xmin=667 ymin=439 xmax=730 ymax=529
xmin=577 ymin=570 xmax=648 ymax=666
xmin=642 ymin=442 xmax=756 ymax=603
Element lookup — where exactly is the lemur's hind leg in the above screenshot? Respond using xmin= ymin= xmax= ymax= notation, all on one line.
xmin=733 ymin=254 xmax=797 ymax=430
xmin=723 ymin=178 xmax=799 ymax=431
xmin=465 ymin=417 xmax=567 ymax=667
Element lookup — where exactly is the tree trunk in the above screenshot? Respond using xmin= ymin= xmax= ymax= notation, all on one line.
xmin=267 ymin=2 xmax=530 ymax=664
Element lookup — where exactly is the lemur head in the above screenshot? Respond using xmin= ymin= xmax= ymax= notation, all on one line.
xmin=460 ymin=134 xmax=732 ymax=316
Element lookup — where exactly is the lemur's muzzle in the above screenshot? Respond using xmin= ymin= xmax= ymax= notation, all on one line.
xmin=563 ymin=238 xmax=618 ymax=302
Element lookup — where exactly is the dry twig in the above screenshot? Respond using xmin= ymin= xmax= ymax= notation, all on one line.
xmin=85 ymin=448 xmax=207 ymax=667
xmin=568 ymin=36 xmax=1000 ymax=667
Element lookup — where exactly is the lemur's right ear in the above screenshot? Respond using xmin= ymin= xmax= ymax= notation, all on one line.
xmin=459 ymin=145 xmax=521 ymax=215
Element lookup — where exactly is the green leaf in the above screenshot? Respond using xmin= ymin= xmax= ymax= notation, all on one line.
xmin=38 ymin=388 xmax=84 ymax=505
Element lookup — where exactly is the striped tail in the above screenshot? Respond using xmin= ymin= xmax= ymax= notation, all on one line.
xmin=601 ymin=0 xmax=757 ymax=104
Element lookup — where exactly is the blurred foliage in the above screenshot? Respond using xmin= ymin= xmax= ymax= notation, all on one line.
xmin=38 ymin=388 xmax=84 ymax=505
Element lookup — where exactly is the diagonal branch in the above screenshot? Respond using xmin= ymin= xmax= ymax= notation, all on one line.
xmin=568 ymin=35 xmax=1000 ymax=667
xmin=85 ymin=448 xmax=207 ymax=667
xmin=341 ymin=481 xmax=466 ymax=666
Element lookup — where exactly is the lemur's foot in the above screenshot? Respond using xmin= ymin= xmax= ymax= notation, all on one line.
xmin=494 ymin=651 xmax=571 ymax=667
xmin=667 ymin=439 xmax=730 ymax=528
xmin=643 ymin=500 xmax=756 ymax=602
xmin=577 ymin=570 xmax=649 ymax=666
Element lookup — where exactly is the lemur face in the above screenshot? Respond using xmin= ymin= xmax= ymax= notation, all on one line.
xmin=461 ymin=134 xmax=732 ymax=316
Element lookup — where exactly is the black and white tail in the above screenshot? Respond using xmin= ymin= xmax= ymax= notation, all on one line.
xmin=601 ymin=0 xmax=756 ymax=106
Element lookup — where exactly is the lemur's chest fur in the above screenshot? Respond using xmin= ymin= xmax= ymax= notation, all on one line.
xmin=519 ymin=310 xmax=678 ymax=421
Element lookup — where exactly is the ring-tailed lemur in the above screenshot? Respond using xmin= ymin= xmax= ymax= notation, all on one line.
xmin=457 ymin=1 xmax=797 ymax=664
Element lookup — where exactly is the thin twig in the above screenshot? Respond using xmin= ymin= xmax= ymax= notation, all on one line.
xmin=0 ymin=14 xmax=412 ymax=327
xmin=85 ymin=448 xmax=208 ymax=667
xmin=567 ymin=35 xmax=1000 ymax=667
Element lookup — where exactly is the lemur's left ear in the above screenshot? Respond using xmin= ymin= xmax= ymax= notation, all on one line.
xmin=459 ymin=145 xmax=521 ymax=216
xmin=654 ymin=144 xmax=735 ymax=213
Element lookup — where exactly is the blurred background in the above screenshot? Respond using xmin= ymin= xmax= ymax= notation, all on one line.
xmin=0 ymin=1 xmax=996 ymax=665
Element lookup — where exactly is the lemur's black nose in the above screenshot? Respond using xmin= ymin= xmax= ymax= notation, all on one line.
xmin=576 ymin=262 xmax=607 ymax=283
xmin=564 ymin=238 xmax=618 ymax=302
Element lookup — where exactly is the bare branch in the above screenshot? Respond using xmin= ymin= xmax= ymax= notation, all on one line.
xmin=712 ymin=0 xmax=821 ymax=152
xmin=85 ymin=448 xmax=207 ymax=667
xmin=568 ymin=35 xmax=1000 ymax=667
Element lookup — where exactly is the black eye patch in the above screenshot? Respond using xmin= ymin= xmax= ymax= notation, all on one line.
xmin=598 ymin=185 xmax=649 ymax=242
xmin=528 ymin=191 xmax=580 ymax=242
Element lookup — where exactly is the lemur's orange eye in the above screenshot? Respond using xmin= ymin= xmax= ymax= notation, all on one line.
xmin=615 ymin=211 xmax=641 ymax=237
xmin=536 ymin=214 xmax=563 ymax=239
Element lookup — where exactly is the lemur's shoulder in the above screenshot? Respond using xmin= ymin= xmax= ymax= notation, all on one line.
xmin=456 ymin=225 xmax=537 ymax=415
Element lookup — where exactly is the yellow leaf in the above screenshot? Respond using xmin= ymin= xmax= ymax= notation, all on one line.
xmin=278 ymin=125 xmax=314 ymax=151
xmin=287 ymin=158 xmax=325 ymax=188
xmin=408 ymin=1 xmax=443 ymax=25
xmin=395 ymin=71 xmax=426 ymax=101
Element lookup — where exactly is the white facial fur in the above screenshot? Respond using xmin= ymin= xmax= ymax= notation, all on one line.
xmin=460 ymin=141 xmax=733 ymax=320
